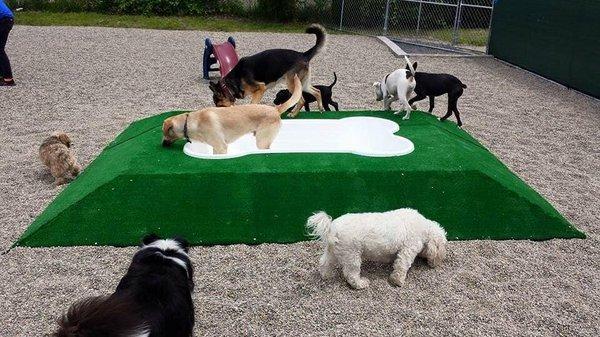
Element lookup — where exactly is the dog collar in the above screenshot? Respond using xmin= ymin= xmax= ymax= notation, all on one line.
xmin=219 ymin=80 xmax=236 ymax=102
xmin=183 ymin=113 xmax=190 ymax=143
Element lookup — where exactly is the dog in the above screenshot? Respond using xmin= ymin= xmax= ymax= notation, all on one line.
xmin=306 ymin=208 xmax=447 ymax=290
xmin=52 ymin=234 xmax=195 ymax=337
xmin=209 ymin=24 xmax=326 ymax=117
xmin=408 ymin=68 xmax=467 ymax=126
xmin=163 ymin=75 xmax=302 ymax=154
xmin=373 ymin=58 xmax=417 ymax=120
xmin=273 ymin=72 xmax=339 ymax=112
xmin=39 ymin=132 xmax=81 ymax=185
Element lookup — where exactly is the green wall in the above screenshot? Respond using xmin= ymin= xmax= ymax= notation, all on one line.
xmin=488 ymin=0 xmax=600 ymax=98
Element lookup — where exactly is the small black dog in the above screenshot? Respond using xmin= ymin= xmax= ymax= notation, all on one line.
xmin=406 ymin=62 xmax=467 ymax=126
xmin=273 ymin=72 xmax=339 ymax=112
xmin=53 ymin=234 xmax=195 ymax=337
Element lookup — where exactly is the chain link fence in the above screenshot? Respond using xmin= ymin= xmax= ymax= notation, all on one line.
xmin=323 ymin=0 xmax=494 ymax=52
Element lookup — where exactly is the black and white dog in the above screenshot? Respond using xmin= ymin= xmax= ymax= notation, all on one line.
xmin=53 ymin=234 xmax=195 ymax=337
xmin=407 ymin=64 xmax=467 ymax=126
xmin=373 ymin=57 xmax=417 ymax=119
xmin=273 ymin=72 xmax=339 ymax=112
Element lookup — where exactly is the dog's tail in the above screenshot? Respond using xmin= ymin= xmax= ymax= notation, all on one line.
xmin=53 ymin=295 xmax=148 ymax=337
xmin=306 ymin=211 xmax=333 ymax=242
xmin=303 ymin=24 xmax=327 ymax=61
xmin=277 ymin=75 xmax=303 ymax=114
xmin=460 ymin=83 xmax=467 ymax=89
xmin=329 ymin=72 xmax=338 ymax=89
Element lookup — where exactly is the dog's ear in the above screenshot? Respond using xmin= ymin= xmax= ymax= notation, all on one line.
xmin=372 ymin=82 xmax=380 ymax=87
xmin=142 ymin=233 xmax=160 ymax=246
xmin=412 ymin=62 xmax=418 ymax=71
xmin=56 ymin=132 xmax=72 ymax=147
xmin=173 ymin=236 xmax=190 ymax=253
xmin=162 ymin=119 xmax=174 ymax=137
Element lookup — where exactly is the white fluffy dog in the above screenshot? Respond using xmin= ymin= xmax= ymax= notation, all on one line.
xmin=306 ymin=208 xmax=447 ymax=289
xmin=373 ymin=57 xmax=418 ymax=120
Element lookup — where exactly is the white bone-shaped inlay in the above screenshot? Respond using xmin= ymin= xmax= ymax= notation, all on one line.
xmin=183 ymin=117 xmax=414 ymax=159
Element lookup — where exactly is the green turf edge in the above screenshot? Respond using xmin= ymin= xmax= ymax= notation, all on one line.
xmin=15 ymin=110 xmax=586 ymax=247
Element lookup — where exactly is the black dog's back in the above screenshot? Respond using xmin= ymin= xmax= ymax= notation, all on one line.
xmin=235 ymin=49 xmax=305 ymax=85
xmin=414 ymin=73 xmax=466 ymax=96
xmin=409 ymin=71 xmax=467 ymax=126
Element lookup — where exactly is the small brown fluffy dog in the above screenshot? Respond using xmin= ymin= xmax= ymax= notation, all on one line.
xmin=39 ymin=132 xmax=81 ymax=185
xmin=162 ymin=76 xmax=302 ymax=154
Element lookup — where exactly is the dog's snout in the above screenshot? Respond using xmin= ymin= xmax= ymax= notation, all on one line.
xmin=162 ymin=139 xmax=173 ymax=147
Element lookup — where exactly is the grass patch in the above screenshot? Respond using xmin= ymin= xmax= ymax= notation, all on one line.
xmin=13 ymin=11 xmax=308 ymax=33
xmin=424 ymin=28 xmax=489 ymax=47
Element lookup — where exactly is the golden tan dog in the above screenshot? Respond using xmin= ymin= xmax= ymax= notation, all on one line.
xmin=39 ymin=132 xmax=81 ymax=185
xmin=162 ymin=76 xmax=302 ymax=154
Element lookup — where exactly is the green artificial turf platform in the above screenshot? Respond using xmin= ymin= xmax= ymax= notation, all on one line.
xmin=16 ymin=111 xmax=584 ymax=247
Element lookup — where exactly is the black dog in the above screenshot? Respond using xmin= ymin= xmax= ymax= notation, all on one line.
xmin=406 ymin=62 xmax=467 ymax=126
xmin=273 ymin=72 xmax=339 ymax=112
xmin=53 ymin=234 xmax=195 ymax=337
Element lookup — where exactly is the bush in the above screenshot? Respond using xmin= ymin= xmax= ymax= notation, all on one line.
xmin=5 ymin=0 xmax=244 ymax=16
xmin=253 ymin=0 xmax=297 ymax=22
xmin=297 ymin=0 xmax=330 ymax=23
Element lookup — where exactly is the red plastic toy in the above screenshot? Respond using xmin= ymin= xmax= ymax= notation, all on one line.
xmin=203 ymin=37 xmax=239 ymax=79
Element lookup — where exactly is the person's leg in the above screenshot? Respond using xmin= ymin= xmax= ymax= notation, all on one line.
xmin=0 ymin=19 xmax=14 ymax=84
xmin=0 ymin=23 xmax=7 ymax=77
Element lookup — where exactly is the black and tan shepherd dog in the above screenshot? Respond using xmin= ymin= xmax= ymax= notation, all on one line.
xmin=52 ymin=234 xmax=195 ymax=337
xmin=209 ymin=24 xmax=326 ymax=117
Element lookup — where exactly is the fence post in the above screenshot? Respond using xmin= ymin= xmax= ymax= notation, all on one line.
xmin=383 ymin=0 xmax=391 ymax=34
xmin=452 ymin=0 xmax=463 ymax=45
xmin=339 ymin=0 xmax=345 ymax=30
xmin=416 ymin=0 xmax=423 ymax=34
xmin=486 ymin=1 xmax=495 ymax=54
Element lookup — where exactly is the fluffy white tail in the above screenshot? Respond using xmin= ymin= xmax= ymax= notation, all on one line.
xmin=306 ymin=211 xmax=333 ymax=241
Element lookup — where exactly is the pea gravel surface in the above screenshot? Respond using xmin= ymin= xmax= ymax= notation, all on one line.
xmin=0 ymin=26 xmax=599 ymax=336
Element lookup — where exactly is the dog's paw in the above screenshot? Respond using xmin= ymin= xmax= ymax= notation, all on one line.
xmin=411 ymin=104 xmax=417 ymax=110
xmin=319 ymin=268 xmax=336 ymax=279
xmin=393 ymin=110 xmax=402 ymax=115
xmin=402 ymin=114 xmax=410 ymax=120
xmin=351 ymin=277 xmax=370 ymax=290
xmin=389 ymin=272 xmax=406 ymax=287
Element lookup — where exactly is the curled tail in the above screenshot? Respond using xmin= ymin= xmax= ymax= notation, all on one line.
xmin=277 ymin=75 xmax=303 ymax=114
xmin=329 ymin=72 xmax=338 ymax=89
xmin=303 ymin=24 xmax=327 ymax=60
xmin=53 ymin=295 xmax=148 ymax=337
xmin=306 ymin=211 xmax=333 ymax=241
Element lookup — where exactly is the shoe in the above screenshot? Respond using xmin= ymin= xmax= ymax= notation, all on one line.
xmin=0 ymin=79 xmax=15 ymax=86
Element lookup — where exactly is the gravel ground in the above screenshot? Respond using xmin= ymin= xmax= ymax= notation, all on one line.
xmin=0 ymin=26 xmax=599 ymax=336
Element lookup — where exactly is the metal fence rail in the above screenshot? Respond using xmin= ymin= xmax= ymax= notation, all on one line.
xmin=326 ymin=0 xmax=494 ymax=51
